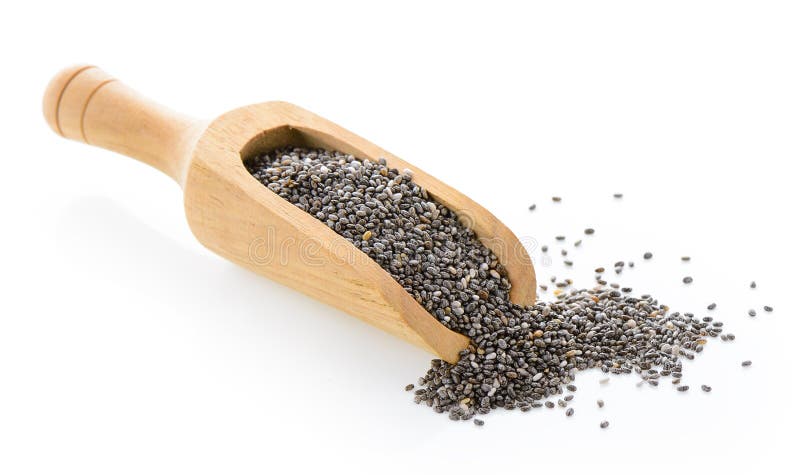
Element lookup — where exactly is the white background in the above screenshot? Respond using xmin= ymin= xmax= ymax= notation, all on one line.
xmin=1 ymin=1 xmax=799 ymax=474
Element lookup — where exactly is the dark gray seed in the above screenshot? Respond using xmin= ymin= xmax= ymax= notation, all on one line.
xmin=564 ymin=260 xmax=573 ymax=266
xmin=561 ymin=249 xmax=568 ymax=256
xmin=613 ymin=193 xmax=623 ymax=198
xmin=528 ymin=204 xmax=536 ymax=211
xmin=405 ymin=384 xmax=414 ymax=391
xmin=552 ymin=196 xmax=562 ymax=202
xmin=600 ymin=421 xmax=610 ymax=429
xmin=556 ymin=235 xmax=565 ymax=241
xmin=677 ymin=385 xmax=689 ymax=392
xmin=564 ymin=395 xmax=574 ymax=401
xmin=681 ymin=256 xmax=691 ymax=261
xmin=701 ymin=385 xmax=712 ymax=392
xmin=473 ymin=418 xmax=484 ymax=426
xmin=644 ymin=252 xmax=653 ymax=259
xmin=683 ymin=276 xmax=693 ymax=284
xmin=628 ymin=261 xmax=634 ymax=267
xmin=248 ymin=148 xmax=734 ymax=423
xmin=545 ymin=401 xmax=555 ymax=408
xmin=565 ymin=408 xmax=574 ymax=417
xmin=707 ymin=303 xmax=717 ymax=310
xmin=764 ymin=306 xmax=773 ymax=312
xmin=584 ymin=228 xmax=595 ymax=235
xmin=574 ymin=240 xmax=582 ymax=247
xmin=595 ymin=267 xmax=605 ymax=273
xmin=597 ymin=399 xmax=604 ymax=408
xmin=750 ymin=281 xmax=756 ymax=289
xmin=567 ymin=384 xmax=577 ymax=392
xmin=748 ymin=309 xmax=756 ymax=317
xmin=742 ymin=360 xmax=752 ymax=367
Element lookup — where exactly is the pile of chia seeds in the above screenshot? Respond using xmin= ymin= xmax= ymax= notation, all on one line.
xmin=245 ymin=147 xmax=756 ymax=427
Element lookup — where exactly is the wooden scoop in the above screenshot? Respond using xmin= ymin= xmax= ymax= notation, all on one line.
xmin=43 ymin=65 xmax=537 ymax=363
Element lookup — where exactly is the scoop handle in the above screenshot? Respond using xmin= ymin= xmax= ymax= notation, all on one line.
xmin=43 ymin=65 xmax=204 ymax=185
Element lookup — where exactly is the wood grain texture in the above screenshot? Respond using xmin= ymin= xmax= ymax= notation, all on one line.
xmin=43 ymin=65 xmax=537 ymax=363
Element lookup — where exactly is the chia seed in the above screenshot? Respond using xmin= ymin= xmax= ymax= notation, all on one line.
xmin=245 ymin=147 xmax=737 ymax=424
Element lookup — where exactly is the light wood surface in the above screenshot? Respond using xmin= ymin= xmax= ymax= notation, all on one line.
xmin=43 ymin=65 xmax=537 ymax=363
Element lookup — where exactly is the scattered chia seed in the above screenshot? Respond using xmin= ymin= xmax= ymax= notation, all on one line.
xmin=541 ymin=245 xmax=548 ymax=253
xmin=564 ymin=395 xmax=574 ymax=401
xmin=574 ymin=240 xmax=582 ymax=247
xmin=584 ymin=228 xmax=595 ymax=235
xmin=677 ymin=385 xmax=689 ymax=392
xmin=545 ymin=401 xmax=555 ymax=409
xmin=683 ymin=276 xmax=693 ymax=284
xmin=644 ymin=252 xmax=653 ymax=259
xmin=552 ymin=196 xmax=562 ymax=202
xmin=600 ymin=421 xmax=610 ymax=429
xmin=595 ymin=267 xmax=605 ymax=273
xmin=566 ymin=408 xmax=574 ymax=417
xmin=764 ymin=306 xmax=773 ymax=312
xmin=528 ymin=204 xmax=536 ymax=211
xmin=748 ymin=309 xmax=756 ymax=317
xmin=701 ymin=385 xmax=712 ymax=392
xmin=707 ymin=303 xmax=717 ymax=310
xmin=750 ymin=281 xmax=757 ymax=289
xmin=473 ymin=418 xmax=484 ymax=426
xmin=556 ymin=235 xmax=565 ymax=241
xmin=597 ymin=399 xmax=605 ymax=408
xmin=599 ymin=378 xmax=609 ymax=385
xmin=742 ymin=360 xmax=752 ymax=367
xmin=681 ymin=256 xmax=691 ymax=261
xmin=613 ymin=193 xmax=623 ymax=198
xmin=405 ymin=384 xmax=414 ymax=391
